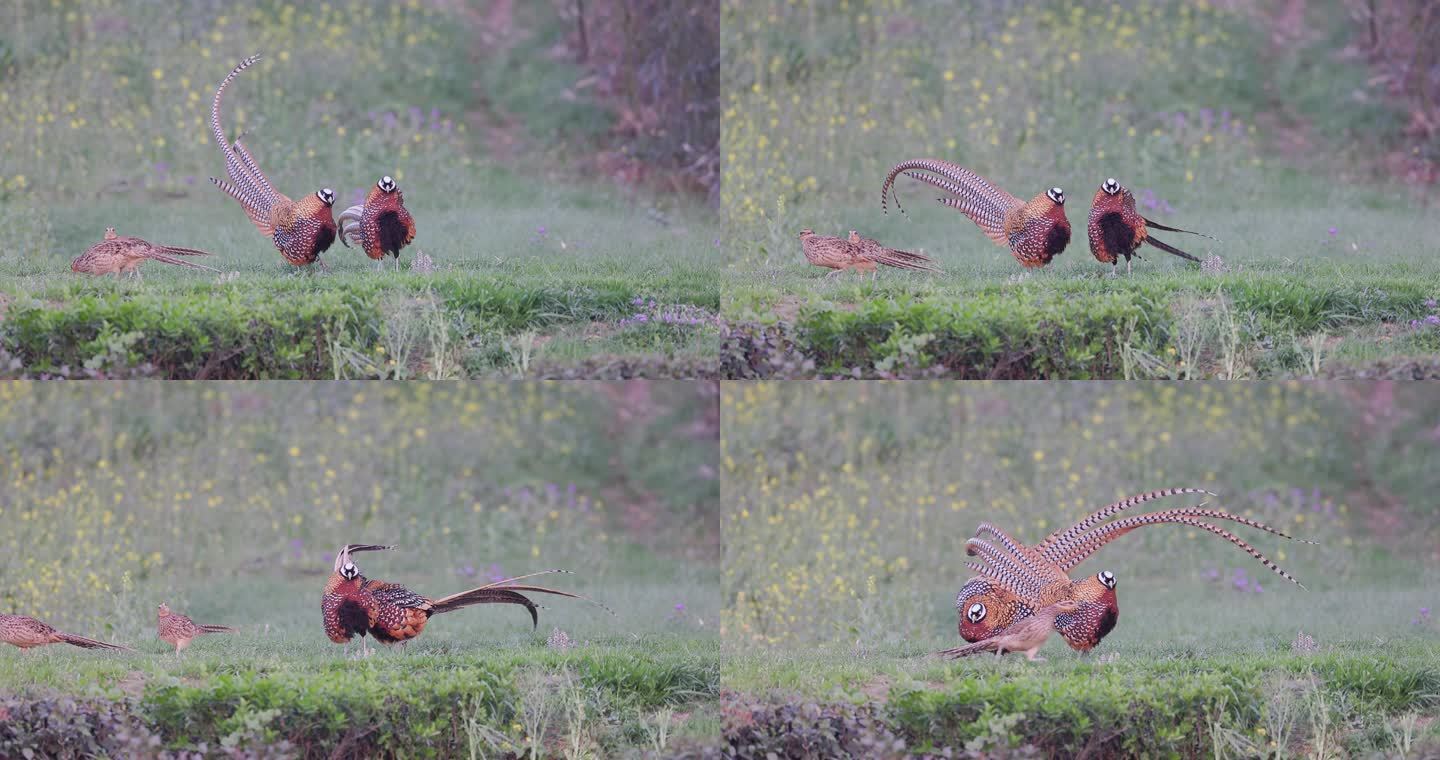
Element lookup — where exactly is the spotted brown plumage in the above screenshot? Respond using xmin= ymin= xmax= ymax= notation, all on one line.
xmin=937 ymin=599 xmax=1080 ymax=661
xmin=338 ymin=176 xmax=417 ymax=268
xmin=322 ymin=544 xmax=611 ymax=654
xmin=846 ymin=231 xmax=940 ymax=275
xmin=799 ymin=228 xmax=875 ymax=276
xmin=71 ymin=227 xmax=219 ymax=278
xmin=1087 ymin=178 xmax=1213 ymax=274
xmin=156 ymin=603 xmax=235 ymax=655
xmin=208 ymin=54 xmax=336 ymax=268
xmin=955 ymin=488 xmax=1311 ymax=651
xmin=0 ymin=614 xmax=132 ymax=652
xmin=880 ymin=159 xmax=1070 ymax=268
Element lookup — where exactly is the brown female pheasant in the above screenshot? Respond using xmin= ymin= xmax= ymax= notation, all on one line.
xmin=881 ymin=159 xmax=1070 ymax=268
xmin=0 ymin=614 xmax=132 ymax=652
xmin=322 ymin=544 xmax=610 ymax=655
xmin=956 ymin=488 xmax=1312 ymax=651
xmin=156 ymin=603 xmax=235 ymax=655
xmin=338 ymin=176 xmax=417 ymax=269
xmin=937 ymin=599 xmax=1080 ymax=661
xmin=798 ymin=228 xmax=937 ymax=277
xmin=71 ymin=227 xmax=218 ymax=278
xmin=847 ymin=231 xmax=940 ymax=274
xmin=1088 ymin=178 xmax=1213 ymax=274
xmin=209 ymin=54 xmax=336 ymax=268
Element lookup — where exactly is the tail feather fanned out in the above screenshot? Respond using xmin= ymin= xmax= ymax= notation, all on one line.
xmin=879 ymin=159 xmax=1021 ymax=248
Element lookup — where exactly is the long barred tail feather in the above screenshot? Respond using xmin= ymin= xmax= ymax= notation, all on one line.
xmin=430 ymin=588 xmax=540 ymax=628
xmin=965 ymin=538 xmax=1044 ymax=595
xmin=156 ymin=244 xmax=214 ymax=257
xmin=934 ymin=638 xmax=996 ymax=659
xmin=199 ymin=624 xmax=236 ymax=634
xmin=1035 ymin=488 xmax=1213 ymax=561
xmin=1143 ymin=216 xmax=1220 ymax=242
xmin=58 ymin=632 xmax=133 ymax=651
xmin=211 ymin=177 xmax=272 ymax=234
xmin=145 ymin=250 xmax=220 ymax=271
xmin=210 ymin=54 xmax=277 ymax=215
xmin=231 ymin=136 xmax=277 ymax=205
xmin=962 ymin=558 xmax=1034 ymax=599
xmin=1145 ymin=235 xmax=1202 ymax=262
xmin=972 ymin=522 xmax=1065 ymax=583
xmin=870 ymin=251 xmax=941 ymax=273
xmin=1058 ymin=513 xmax=1306 ymax=588
xmin=879 ymin=159 xmax=1021 ymax=247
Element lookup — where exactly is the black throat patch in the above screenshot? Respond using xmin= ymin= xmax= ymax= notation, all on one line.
xmin=1043 ymin=223 xmax=1071 ymax=260
xmin=1098 ymin=212 xmax=1135 ymax=261
xmin=376 ymin=211 xmax=408 ymax=258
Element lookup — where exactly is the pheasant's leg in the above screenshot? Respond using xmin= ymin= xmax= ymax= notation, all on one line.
xmin=1126 ymin=258 xmax=1132 ymax=276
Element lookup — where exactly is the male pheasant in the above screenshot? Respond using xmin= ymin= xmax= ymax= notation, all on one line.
xmin=156 ymin=603 xmax=235 ymax=655
xmin=209 ymin=54 xmax=336 ymax=269
xmin=338 ymin=175 xmax=417 ymax=269
xmin=71 ymin=227 xmax=218 ymax=278
xmin=1088 ymin=178 xmax=1214 ymax=274
xmin=881 ymin=159 xmax=1070 ymax=268
xmin=322 ymin=544 xmax=610 ymax=655
xmin=0 ymin=614 xmax=132 ymax=652
xmin=955 ymin=488 xmax=1312 ymax=651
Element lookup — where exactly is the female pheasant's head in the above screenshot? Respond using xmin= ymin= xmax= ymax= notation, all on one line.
xmin=1101 ymin=178 xmax=1121 ymax=195
xmin=157 ymin=602 xmax=171 ymax=617
xmin=1046 ymin=187 xmax=1065 ymax=205
xmin=798 ymin=228 xmax=815 ymax=239
xmin=378 ymin=176 xmax=397 ymax=193
xmin=316 ymin=188 xmax=335 ymax=206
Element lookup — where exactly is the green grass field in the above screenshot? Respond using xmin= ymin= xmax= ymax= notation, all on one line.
xmin=720 ymin=383 xmax=1440 ymax=756
xmin=719 ymin=0 xmax=1440 ymax=379
xmin=0 ymin=382 xmax=722 ymax=757
xmin=0 ymin=1 xmax=719 ymax=378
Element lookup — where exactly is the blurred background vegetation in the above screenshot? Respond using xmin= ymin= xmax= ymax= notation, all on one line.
xmin=722 ymin=381 xmax=1440 ymax=646
xmin=0 ymin=0 xmax=717 ymax=205
xmin=722 ymin=0 xmax=1435 ymax=233
xmin=0 ymin=381 xmax=719 ymax=638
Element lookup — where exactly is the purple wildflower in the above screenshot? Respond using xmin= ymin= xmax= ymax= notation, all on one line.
xmin=1328 ymin=227 xmax=1338 ymax=236
xmin=675 ymin=603 xmax=686 ymax=612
